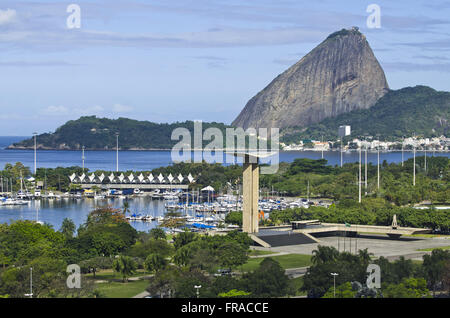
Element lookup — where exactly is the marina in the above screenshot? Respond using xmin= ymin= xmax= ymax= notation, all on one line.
xmin=0 ymin=186 xmax=320 ymax=233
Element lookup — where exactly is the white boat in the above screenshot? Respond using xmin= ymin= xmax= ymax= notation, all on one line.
xmin=163 ymin=194 xmax=179 ymax=201
xmin=0 ymin=198 xmax=30 ymax=206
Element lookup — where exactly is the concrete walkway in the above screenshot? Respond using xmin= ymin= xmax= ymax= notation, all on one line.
xmin=249 ymin=252 xmax=289 ymax=258
xmin=133 ymin=291 xmax=150 ymax=298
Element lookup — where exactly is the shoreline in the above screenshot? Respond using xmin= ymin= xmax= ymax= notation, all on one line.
xmin=4 ymin=147 xmax=450 ymax=153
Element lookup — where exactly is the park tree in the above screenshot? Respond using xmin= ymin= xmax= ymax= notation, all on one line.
xmin=149 ymin=228 xmax=166 ymax=240
xmin=311 ymin=245 xmax=339 ymax=265
xmin=322 ymin=282 xmax=356 ymax=298
xmin=173 ymin=231 xmax=197 ymax=250
xmin=73 ymin=206 xmax=138 ymax=258
xmin=82 ymin=206 xmax=128 ymax=227
xmin=303 ymin=247 xmax=375 ymax=298
xmin=422 ymin=249 xmax=450 ymax=296
xmin=146 ymin=265 xmax=181 ymax=298
xmin=225 ymin=211 xmax=242 ymax=226
xmin=127 ymin=238 xmax=173 ymax=259
xmin=112 ymin=255 xmax=137 ymax=283
xmin=216 ymin=241 xmax=248 ymax=270
xmin=174 ymin=268 xmax=214 ymax=298
xmin=144 ymin=253 xmax=168 ymax=274
xmin=241 ymin=257 xmax=292 ymax=298
xmin=173 ymin=246 xmax=192 ymax=267
xmin=60 ymin=218 xmax=76 ymax=239
xmin=218 ymin=289 xmax=251 ymax=298
xmin=211 ymin=275 xmax=243 ymax=297
xmin=442 ymin=260 xmax=450 ymax=296
xmin=79 ymin=256 xmax=113 ymax=278
xmin=383 ymin=278 xmax=431 ymax=298
xmin=189 ymin=248 xmax=219 ymax=273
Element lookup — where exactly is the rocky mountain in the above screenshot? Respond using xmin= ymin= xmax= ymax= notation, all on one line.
xmin=232 ymin=27 xmax=390 ymax=130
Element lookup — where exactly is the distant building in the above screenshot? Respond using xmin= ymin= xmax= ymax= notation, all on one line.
xmin=338 ymin=125 xmax=351 ymax=137
xmin=313 ymin=141 xmax=330 ymax=151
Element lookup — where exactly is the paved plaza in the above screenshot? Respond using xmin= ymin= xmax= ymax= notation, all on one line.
xmin=254 ymin=234 xmax=450 ymax=261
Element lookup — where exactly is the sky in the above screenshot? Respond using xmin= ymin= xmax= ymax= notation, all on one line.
xmin=0 ymin=0 xmax=449 ymax=135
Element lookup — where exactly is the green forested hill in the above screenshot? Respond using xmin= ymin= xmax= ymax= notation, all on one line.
xmin=281 ymin=86 xmax=450 ymax=143
xmin=9 ymin=117 xmax=232 ymax=150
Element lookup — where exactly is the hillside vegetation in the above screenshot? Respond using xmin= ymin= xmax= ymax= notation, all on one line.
xmin=281 ymin=86 xmax=450 ymax=143
xmin=9 ymin=117 xmax=231 ymax=150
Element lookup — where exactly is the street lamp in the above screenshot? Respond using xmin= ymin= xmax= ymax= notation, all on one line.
xmin=194 ymin=285 xmax=202 ymax=298
xmin=24 ymin=267 xmax=33 ymax=298
xmin=33 ymin=132 xmax=38 ymax=175
xmin=331 ymin=273 xmax=339 ymax=298
xmin=82 ymin=146 xmax=85 ymax=173
xmin=115 ymin=132 xmax=119 ymax=172
xmin=358 ymin=146 xmax=362 ymax=203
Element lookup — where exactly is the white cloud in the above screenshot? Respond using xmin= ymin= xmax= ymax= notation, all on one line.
xmin=0 ymin=9 xmax=16 ymax=25
xmin=41 ymin=105 xmax=105 ymax=117
xmin=76 ymin=105 xmax=105 ymax=116
xmin=42 ymin=105 xmax=69 ymax=115
xmin=112 ymin=104 xmax=133 ymax=113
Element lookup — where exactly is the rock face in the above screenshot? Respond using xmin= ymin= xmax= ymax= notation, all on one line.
xmin=232 ymin=28 xmax=389 ymax=130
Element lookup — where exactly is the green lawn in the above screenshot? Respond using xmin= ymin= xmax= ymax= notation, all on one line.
xmin=240 ymin=254 xmax=312 ymax=272
xmin=95 ymin=279 xmax=150 ymax=298
xmin=417 ymin=246 xmax=450 ymax=252
xmin=405 ymin=234 xmax=450 ymax=238
xmin=85 ymin=269 xmax=148 ymax=281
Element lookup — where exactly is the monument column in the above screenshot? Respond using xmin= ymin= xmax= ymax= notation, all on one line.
xmin=242 ymin=162 xmax=253 ymax=233
xmin=252 ymin=164 xmax=259 ymax=233
xmin=242 ymin=154 xmax=259 ymax=234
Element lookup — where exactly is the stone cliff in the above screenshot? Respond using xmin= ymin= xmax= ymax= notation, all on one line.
xmin=232 ymin=28 xmax=389 ymax=130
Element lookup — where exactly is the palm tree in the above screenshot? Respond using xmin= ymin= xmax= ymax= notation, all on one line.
xmin=358 ymin=248 xmax=373 ymax=264
xmin=173 ymin=247 xmax=191 ymax=267
xmin=311 ymin=245 xmax=339 ymax=265
xmin=113 ymin=255 xmax=136 ymax=283
xmin=144 ymin=254 xmax=168 ymax=274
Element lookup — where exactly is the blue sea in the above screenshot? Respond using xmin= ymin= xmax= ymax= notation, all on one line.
xmin=1 ymin=136 xmax=447 ymax=172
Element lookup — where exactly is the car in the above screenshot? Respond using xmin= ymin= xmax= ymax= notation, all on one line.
xmin=214 ymin=269 xmax=232 ymax=276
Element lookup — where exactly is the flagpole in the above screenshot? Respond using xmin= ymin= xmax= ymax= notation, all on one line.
xmin=377 ymin=148 xmax=380 ymax=190
xmin=359 ymin=146 xmax=362 ymax=203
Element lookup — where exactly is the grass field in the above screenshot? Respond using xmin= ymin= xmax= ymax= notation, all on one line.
xmin=240 ymin=254 xmax=312 ymax=272
xmin=95 ymin=279 xmax=150 ymax=298
xmin=85 ymin=269 xmax=148 ymax=281
xmin=417 ymin=246 xmax=450 ymax=251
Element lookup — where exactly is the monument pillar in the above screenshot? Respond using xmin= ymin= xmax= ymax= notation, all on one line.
xmin=242 ymin=158 xmax=259 ymax=234
xmin=228 ymin=151 xmax=273 ymax=234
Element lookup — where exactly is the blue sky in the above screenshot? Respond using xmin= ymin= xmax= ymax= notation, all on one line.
xmin=0 ymin=0 xmax=449 ymax=135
